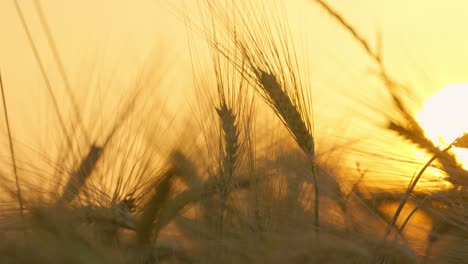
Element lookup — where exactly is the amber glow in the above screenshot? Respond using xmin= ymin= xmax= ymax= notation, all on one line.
xmin=416 ymin=83 xmax=468 ymax=168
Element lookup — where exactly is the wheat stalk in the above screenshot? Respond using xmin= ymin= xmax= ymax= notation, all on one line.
xmin=153 ymin=176 xmax=250 ymax=240
xmin=215 ymin=103 xmax=239 ymax=236
xmin=204 ymin=0 xmax=319 ymax=230
xmin=257 ymin=70 xmax=314 ymax=158
xmin=385 ymin=133 xmax=468 ymax=237
xmin=216 ymin=104 xmax=240 ymax=181
xmin=255 ymin=70 xmax=319 ymax=230
xmin=137 ymin=167 xmax=176 ymax=246
xmin=58 ymin=144 xmax=103 ymax=205
xmin=190 ymin=16 xmax=254 ymax=238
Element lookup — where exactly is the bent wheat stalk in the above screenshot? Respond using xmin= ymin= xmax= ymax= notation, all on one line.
xmin=385 ymin=133 xmax=468 ymax=237
xmin=153 ymin=176 xmax=250 ymax=240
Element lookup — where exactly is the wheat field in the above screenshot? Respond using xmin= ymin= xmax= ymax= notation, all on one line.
xmin=0 ymin=0 xmax=467 ymax=263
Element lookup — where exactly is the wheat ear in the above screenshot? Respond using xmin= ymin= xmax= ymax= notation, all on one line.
xmin=215 ymin=103 xmax=240 ymax=236
xmin=256 ymin=70 xmax=319 ymax=230
xmin=58 ymin=144 xmax=103 ymax=205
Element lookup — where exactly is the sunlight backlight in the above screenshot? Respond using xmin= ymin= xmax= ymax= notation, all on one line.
xmin=417 ymin=83 xmax=468 ymax=168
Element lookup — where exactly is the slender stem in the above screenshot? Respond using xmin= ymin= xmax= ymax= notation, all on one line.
xmin=385 ymin=145 xmax=452 ymax=238
xmin=312 ymin=163 xmax=319 ymax=232
xmin=0 ymin=71 xmax=24 ymax=217
xmin=399 ymin=192 xmax=433 ymax=234
xmin=398 ymin=206 xmax=419 ymax=234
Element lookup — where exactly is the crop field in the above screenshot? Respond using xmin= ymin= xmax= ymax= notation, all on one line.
xmin=0 ymin=0 xmax=467 ymax=263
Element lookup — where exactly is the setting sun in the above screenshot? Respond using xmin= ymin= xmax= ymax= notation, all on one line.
xmin=417 ymin=83 xmax=468 ymax=168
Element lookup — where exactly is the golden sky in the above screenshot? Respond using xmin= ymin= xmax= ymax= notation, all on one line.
xmin=1 ymin=0 xmax=468 ymax=188
xmin=2 ymin=0 xmax=468 ymax=107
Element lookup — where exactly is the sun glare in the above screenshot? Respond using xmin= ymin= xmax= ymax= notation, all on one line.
xmin=417 ymin=83 xmax=468 ymax=168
